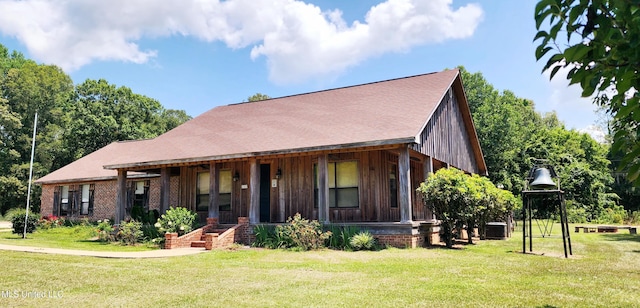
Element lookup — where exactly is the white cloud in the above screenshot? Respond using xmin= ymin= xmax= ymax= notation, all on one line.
xmin=541 ymin=65 xmax=600 ymax=131
xmin=0 ymin=0 xmax=483 ymax=83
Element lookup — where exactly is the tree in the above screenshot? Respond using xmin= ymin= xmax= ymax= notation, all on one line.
xmin=417 ymin=168 xmax=515 ymax=247
xmin=0 ymin=43 xmax=191 ymax=215
xmin=534 ymin=0 xmax=640 ymax=185
xmin=247 ymin=93 xmax=271 ymax=102
xmin=461 ymin=66 xmax=619 ymax=223
xmin=65 ymin=79 xmax=188 ymax=157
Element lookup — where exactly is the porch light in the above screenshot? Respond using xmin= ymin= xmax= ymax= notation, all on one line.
xmin=275 ymin=168 xmax=282 ymax=179
xmin=233 ymin=171 xmax=240 ymax=182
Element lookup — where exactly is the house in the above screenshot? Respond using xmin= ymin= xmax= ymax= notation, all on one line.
xmin=36 ymin=68 xmax=487 ymax=248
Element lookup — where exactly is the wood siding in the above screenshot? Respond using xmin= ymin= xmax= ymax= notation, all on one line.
xmin=412 ymin=88 xmax=479 ymax=174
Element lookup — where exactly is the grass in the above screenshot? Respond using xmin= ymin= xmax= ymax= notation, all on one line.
xmin=0 ymin=225 xmax=157 ymax=252
xmin=0 ymin=224 xmax=639 ymax=307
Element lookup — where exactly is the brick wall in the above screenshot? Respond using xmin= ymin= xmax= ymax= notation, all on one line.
xmin=39 ymin=177 xmax=162 ymax=221
xmin=40 ymin=185 xmax=54 ymax=217
xmin=93 ymin=180 xmax=117 ymax=220
xmin=374 ymin=234 xmax=424 ymax=248
xmin=148 ymin=177 xmax=161 ymax=212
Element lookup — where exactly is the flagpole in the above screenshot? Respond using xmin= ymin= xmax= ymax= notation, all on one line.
xmin=23 ymin=112 xmax=37 ymax=239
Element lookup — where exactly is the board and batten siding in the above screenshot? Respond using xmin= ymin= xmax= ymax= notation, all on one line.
xmin=412 ymin=88 xmax=479 ymax=174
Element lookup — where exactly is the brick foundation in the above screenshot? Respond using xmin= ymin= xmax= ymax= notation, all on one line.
xmin=374 ymin=234 xmax=424 ymax=248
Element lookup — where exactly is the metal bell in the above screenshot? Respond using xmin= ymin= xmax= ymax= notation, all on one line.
xmin=529 ymin=167 xmax=557 ymax=190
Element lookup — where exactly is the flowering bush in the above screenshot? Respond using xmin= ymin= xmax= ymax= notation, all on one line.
xmin=95 ymin=219 xmax=115 ymax=242
xmin=39 ymin=215 xmax=65 ymax=230
xmin=155 ymin=207 xmax=197 ymax=236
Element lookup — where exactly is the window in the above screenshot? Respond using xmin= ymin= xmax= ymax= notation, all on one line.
xmin=315 ymin=161 xmax=360 ymax=208
xmin=389 ymin=164 xmax=398 ymax=208
xmin=219 ymin=170 xmax=232 ymax=211
xmin=133 ymin=181 xmax=148 ymax=207
xmin=196 ymin=171 xmax=233 ymax=212
xmin=80 ymin=184 xmax=90 ymax=215
xmin=60 ymin=185 xmax=70 ymax=216
xmin=196 ymin=172 xmax=210 ymax=212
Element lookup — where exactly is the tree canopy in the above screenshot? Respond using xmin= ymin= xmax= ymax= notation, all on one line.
xmin=534 ymin=0 xmax=640 ymax=185
xmin=460 ymin=66 xmax=620 ymax=223
xmin=0 ymin=43 xmax=191 ymax=215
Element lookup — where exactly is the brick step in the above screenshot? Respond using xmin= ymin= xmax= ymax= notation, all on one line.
xmin=190 ymin=241 xmax=206 ymax=248
xmin=200 ymin=229 xmax=229 ymax=241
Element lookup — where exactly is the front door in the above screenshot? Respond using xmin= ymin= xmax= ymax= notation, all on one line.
xmin=260 ymin=164 xmax=271 ymax=222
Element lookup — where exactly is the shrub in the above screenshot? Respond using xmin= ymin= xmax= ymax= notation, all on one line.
xmin=325 ymin=225 xmax=361 ymax=250
xmin=596 ymin=206 xmax=627 ymax=224
xmin=142 ymin=223 xmax=164 ymax=247
xmin=350 ymin=231 xmax=376 ymax=251
xmin=156 ymin=207 xmax=197 ymax=236
xmin=627 ymin=210 xmax=640 ymax=224
xmin=115 ymin=220 xmax=144 ymax=245
xmin=95 ymin=219 xmax=115 ymax=242
xmin=131 ymin=206 xmax=159 ymax=225
xmin=39 ymin=215 xmax=65 ymax=230
xmin=277 ymin=213 xmax=331 ymax=251
xmin=253 ymin=225 xmax=292 ymax=249
xmin=10 ymin=209 xmax=39 ymax=234
xmin=4 ymin=207 xmax=26 ymax=221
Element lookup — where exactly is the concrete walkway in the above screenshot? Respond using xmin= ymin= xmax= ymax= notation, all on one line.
xmin=0 ymin=244 xmax=207 ymax=258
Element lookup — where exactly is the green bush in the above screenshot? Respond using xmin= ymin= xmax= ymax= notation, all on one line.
xmin=115 ymin=220 xmax=144 ymax=245
xmin=141 ymin=224 xmax=162 ymax=240
xmin=131 ymin=206 xmax=159 ymax=225
xmin=325 ymin=225 xmax=361 ymax=250
xmin=253 ymin=225 xmax=292 ymax=249
xmin=10 ymin=209 xmax=39 ymax=234
xmin=277 ymin=213 xmax=331 ymax=251
xmin=350 ymin=231 xmax=376 ymax=251
xmin=4 ymin=207 xmax=26 ymax=221
xmin=95 ymin=219 xmax=115 ymax=242
xmin=565 ymin=201 xmax=587 ymax=223
xmin=155 ymin=207 xmax=197 ymax=236
xmin=627 ymin=210 xmax=640 ymax=224
xmin=253 ymin=214 xmax=331 ymax=250
xmin=596 ymin=206 xmax=627 ymax=224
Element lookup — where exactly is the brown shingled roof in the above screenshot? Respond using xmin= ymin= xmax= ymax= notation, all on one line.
xmin=37 ymin=68 xmax=484 ymax=183
xmin=104 ymin=69 xmax=462 ymax=169
xmin=34 ymin=140 xmax=155 ymax=184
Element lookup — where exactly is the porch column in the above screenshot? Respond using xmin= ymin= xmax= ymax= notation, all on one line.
xmin=399 ymin=146 xmax=413 ymax=223
xmin=115 ymin=169 xmax=127 ymax=224
xmin=423 ymin=156 xmax=433 ymax=179
xmin=160 ymin=167 xmax=170 ymax=214
xmin=317 ymin=154 xmax=330 ymax=224
xmin=208 ymin=162 xmax=220 ymax=219
xmin=249 ymin=158 xmax=260 ymax=224
xmin=423 ymin=156 xmax=434 ymax=220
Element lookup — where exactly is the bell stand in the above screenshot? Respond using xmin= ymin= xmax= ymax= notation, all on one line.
xmin=521 ymin=189 xmax=572 ymax=258
xmin=521 ymin=159 xmax=572 ymax=258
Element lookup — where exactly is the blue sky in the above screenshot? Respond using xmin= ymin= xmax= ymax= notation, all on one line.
xmin=0 ymin=0 xmax=601 ymax=136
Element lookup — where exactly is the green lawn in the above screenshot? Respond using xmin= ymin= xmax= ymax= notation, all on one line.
xmin=1 ymin=225 xmax=639 ymax=307
xmin=0 ymin=226 xmax=157 ymax=252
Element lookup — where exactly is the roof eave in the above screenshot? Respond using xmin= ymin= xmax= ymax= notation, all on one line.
xmin=104 ymin=137 xmax=417 ymax=170
xmin=34 ymin=173 xmax=159 ymax=185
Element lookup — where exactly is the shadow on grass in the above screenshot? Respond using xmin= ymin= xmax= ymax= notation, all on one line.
xmin=601 ymin=233 xmax=640 ymax=243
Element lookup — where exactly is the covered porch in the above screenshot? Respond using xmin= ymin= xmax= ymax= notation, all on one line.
xmin=109 ymin=144 xmax=447 ymax=227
